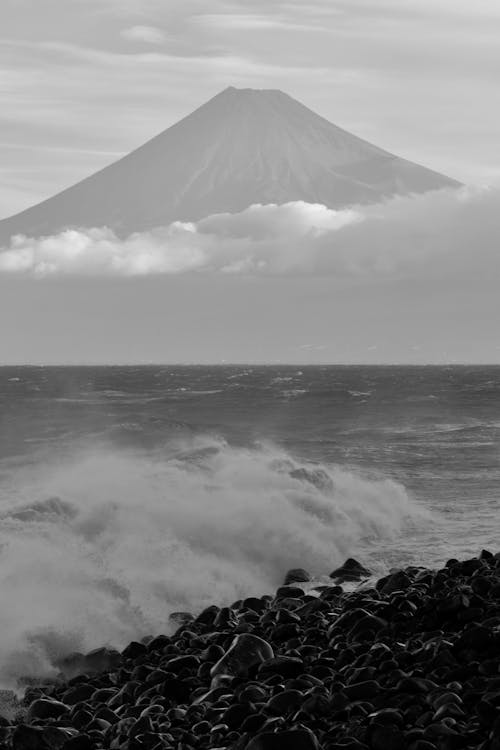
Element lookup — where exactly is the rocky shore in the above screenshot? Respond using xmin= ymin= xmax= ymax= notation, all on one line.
xmin=2 ymin=552 xmax=500 ymax=750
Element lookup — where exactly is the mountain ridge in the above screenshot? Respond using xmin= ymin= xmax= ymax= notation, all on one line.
xmin=0 ymin=87 xmax=461 ymax=243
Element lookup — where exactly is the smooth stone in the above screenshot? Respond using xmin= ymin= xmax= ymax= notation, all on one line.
xmin=195 ymin=605 xmax=220 ymax=625
xmin=60 ymin=735 xmax=96 ymax=750
xmin=369 ymin=724 xmax=405 ymax=750
xmin=26 ymin=699 xmax=71 ymax=721
xmin=61 ymin=684 xmax=95 ymax=706
xmin=330 ymin=558 xmax=371 ymax=583
xmin=266 ymin=689 xmax=304 ymax=714
xmin=240 ymin=713 xmax=268 ymax=733
xmin=165 ymin=655 xmax=199 ymax=674
xmin=210 ymin=633 xmax=274 ymax=686
xmin=368 ymin=708 xmax=404 ymax=727
xmin=221 ymin=703 xmax=254 ymax=730
xmin=169 ymin=611 xmax=195 ymax=626
xmin=147 ymin=634 xmax=171 ymax=652
xmin=244 ymin=728 xmax=319 ymax=750
xmin=83 ymin=647 xmax=121 ymax=673
xmin=275 ymin=586 xmax=305 ymax=599
xmin=121 ymin=641 xmax=148 ymax=659
xmin=318 ymin=585 xmax=344 ymax=600
xmin=283 ymin=568 xmax=311 ymax=585
xmin=242 ymin=597 xmax=268 ymax=614
xmin=343 ymin=680 xmax=381 ymax=700
xmin=377 ymin=571 xmax=412 ymax=596
xmin=12 ymin=725 xmax=49 ymax=750
xmin=41 ymin=727 xmax=78 ymax=749
xmin=257 ymin=656 xmax=304 ymax=679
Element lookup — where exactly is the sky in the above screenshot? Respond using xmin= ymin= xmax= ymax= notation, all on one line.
xmin=1 ymin=0 xmax=500 ymax=363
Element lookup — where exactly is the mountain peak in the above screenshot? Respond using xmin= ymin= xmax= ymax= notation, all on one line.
xmin=0 ymin=88 xmax=460 ymax=243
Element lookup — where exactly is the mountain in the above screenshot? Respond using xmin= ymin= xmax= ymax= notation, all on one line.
xmin=0 ymin=87 xmax=460 ymax=244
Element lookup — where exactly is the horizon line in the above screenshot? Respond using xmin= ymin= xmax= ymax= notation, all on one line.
xmin=2 ymin=362 xmax=500 ymax=368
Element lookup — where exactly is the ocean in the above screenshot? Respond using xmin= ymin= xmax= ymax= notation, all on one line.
xmin=0 ymin=364 xmax=499 ymax=686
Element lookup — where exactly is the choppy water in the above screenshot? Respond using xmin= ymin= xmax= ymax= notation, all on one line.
xmin=0 ymin=365 xmax=499 ymax=686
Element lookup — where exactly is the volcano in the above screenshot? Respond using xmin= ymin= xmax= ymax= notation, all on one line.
xmin=0 ymin=87 xmax=460 ymax=243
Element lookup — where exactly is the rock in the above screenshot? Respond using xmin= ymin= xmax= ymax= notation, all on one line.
xmin=244 ymin=728 xmax=319 ymax=750
xmin=275 ymin=586 xmax=305 ymax=599
xmin=61 ymin=684 xmax=95 ymax=705
xmin=61 ymin=736 xmax=96 ymax=750
xmin=169 ymin=611 xmax=195 ymax=626
xmin=284 ymin=568 xmax=311 ymax=585
xmin=210 ymin=633 xmax=274 ymax=686
xmin=41 ymin=727 xmax=78 ymax=750
xmin=165 ymin=654 xmax=200 ymax=674
xmin=343 ymin=680 xmax=381 ymax=700
xmin=377 ymin=570 xmax=412 ymax=595
xmin=369 ymin=724 xmax=405 ymax=750
xmin=330 ymin=558 xmax=372 ymax=583
xmin=26 ymin=699 xmax=70 ymax=721
xmin=83 ymin=647 xmax=121 ymax=673
xmin=12 ymin=725 xmax=50 ymax=750
xmin=266 ymin=689 xmax=304 ymax=714
xmin=121 ymin=641 xmax=148 ymax=659
xmin=257 ymin=656 xmax=304 ymax=679
xmin=221 ymin=703 xmax=255 ymax=730
xmin=241 ymin=596 xmax=268 ymax=614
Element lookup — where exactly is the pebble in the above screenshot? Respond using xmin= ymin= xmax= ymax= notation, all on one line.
xmin=4 ymin=551 xmax=500 ymax=750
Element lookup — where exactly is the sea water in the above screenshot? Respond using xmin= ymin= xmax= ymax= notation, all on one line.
xmin=0 ymin=365 xmax=498 ymax=686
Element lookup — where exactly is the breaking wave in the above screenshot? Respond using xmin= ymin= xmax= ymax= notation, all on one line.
xmin=0 ymin=437 xmax=427 ymax=687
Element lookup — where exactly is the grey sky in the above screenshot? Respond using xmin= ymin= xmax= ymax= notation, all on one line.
xmin=1 ymin=0 xmax=499 ymax=364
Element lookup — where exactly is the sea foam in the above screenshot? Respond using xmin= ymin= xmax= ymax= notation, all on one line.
xmin=0 ymin=437 xmax=427 ymax=687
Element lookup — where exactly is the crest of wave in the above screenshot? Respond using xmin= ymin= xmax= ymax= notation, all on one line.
xmin=0 ymin=437 xmax=428 ymax=686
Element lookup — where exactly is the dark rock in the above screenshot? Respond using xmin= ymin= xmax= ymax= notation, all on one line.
xmin=330 ymin=558 xmax=371 ymax=583
xmin=61 ymin=684 xmax=95 ymax=705
xmin=222 ymin=703 xmax=255 ymax=730
xmin=275 ymin=586 xmax=305 ymax=599
xmin=284 ymin=568 xmax=311 ymax=585
xmin=41 ymin=727 xmax=78 ymax=750
xmin=83 ymin=647 xmax=121 ymax=673
xmin=210 ymin=633 xmax=274 ymax=686
xmin=344 ymin=680 xmax=381 ymax=700
xmin=258 ymin=656 xmax=304 ymax=679
xmin=244 ymin=728 xmax=319 ymax=750
xmin=369 ymin=723 xmax=405 ymax=750
xmin=122 ymin=641 xmax=148 ymax=659
xmin=319 ymin=585 xmax=344 ymax=600
xmin=165 ymin=654 xmax=199 ymax=674
xmin=61 ymin=736 xmax=96 ymax=750
xmin=26 ymin=699 xmax=70 ymax=721
xmin=266 ymin=689 xmax=304 ymax=714
xmin=12 ymin=725 xmax=50 ymax=750
xmin=242 ymin=597 xmax=268 ymax=614
xmin=169 ymin=611 xmax=195 ymax=626
xmin=377 ymin=571 xmax=412 ymax=596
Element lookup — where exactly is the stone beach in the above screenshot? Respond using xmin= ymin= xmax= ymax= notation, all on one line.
xmin=2 ymin=551 xmax=500 ymax=750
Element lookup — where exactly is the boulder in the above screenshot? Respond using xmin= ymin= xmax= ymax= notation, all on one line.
xmin=283 ymin=568 xmax=311 ymax=585
xmin=26 ymin=699 xmax=70 ymax=722
xmin=210 ymin=633 xmax=274 ymax=687
xmin=330 ymin=558 xmax=371 ymax=583
xmin=244 ymin=728 xmax=319 ymax=750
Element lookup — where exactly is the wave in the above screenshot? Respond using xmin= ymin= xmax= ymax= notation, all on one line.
xmin=0 ymin=436 xmax=428 ymax=688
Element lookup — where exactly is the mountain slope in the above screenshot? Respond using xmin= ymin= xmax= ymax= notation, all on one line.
xmin=0 ymin=87 xmax=460 ymax=243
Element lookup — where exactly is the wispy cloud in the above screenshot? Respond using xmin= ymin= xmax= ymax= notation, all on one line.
xmin=120 ymin=25 xmax=167 ymax=44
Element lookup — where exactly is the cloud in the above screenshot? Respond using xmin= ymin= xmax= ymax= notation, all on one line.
xmin=120 ymin=25 xmax=167 ymax=44
xmin=1 ymin=187 xmax=499 ymax=280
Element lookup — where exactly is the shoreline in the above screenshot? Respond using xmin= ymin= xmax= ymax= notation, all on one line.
xmin=2 ymin=552 xmax=500 ymax=749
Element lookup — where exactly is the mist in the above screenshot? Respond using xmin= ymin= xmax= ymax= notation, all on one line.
xmin=0 ymin=437 xmax=427 ymax=687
